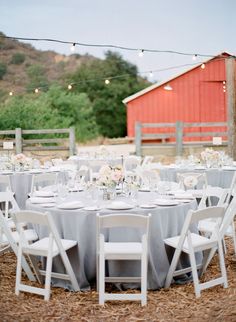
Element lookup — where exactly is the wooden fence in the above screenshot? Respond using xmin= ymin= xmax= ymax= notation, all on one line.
xmin=135 ymin=121 xmax=228 ymax=156
xmin=0 ymin=127 xmax=76 ymax=156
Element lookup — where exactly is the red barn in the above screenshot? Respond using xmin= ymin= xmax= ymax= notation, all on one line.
xmin=123 ymin=53 xmax=235 ymax=140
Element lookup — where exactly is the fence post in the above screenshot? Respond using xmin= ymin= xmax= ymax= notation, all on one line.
xmin=15 ymin=128 xmax=22 ymax=154
xmin=135 ymin=122 xmax=142 ymax=156
xmin=176 ymin=121 xmax=183 ymax=156
xmin=69 ymin=127 xmax=76 ymax=156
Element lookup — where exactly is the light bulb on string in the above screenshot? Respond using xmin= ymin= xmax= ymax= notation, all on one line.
xmin=34 ymin=88 xmax=39 ymax=94
xmin=192 ymin=54 xmax=198 ymax=61
xmin=105 ymin=79 xmax=110 ymax=85
xmin=138 ymin=49 xmax=144 ymax=57
xmin=9 ymin=91 xmax=13 ymax=96
xmin=70 ymin=43 xmax=76 ymax=52
xmin=68 ymin=84 xmax=73 ymax=90
xmin=223 ymin=81 xmax=226 ymax=85
xmin=201 ymin=63 xmax=205 ymax=69
xmin=149 ymin=71 xmax=153 ymax=78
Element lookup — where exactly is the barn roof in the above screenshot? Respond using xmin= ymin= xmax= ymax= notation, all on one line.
xmin=122 ymin=52 xmax=232 ymax=104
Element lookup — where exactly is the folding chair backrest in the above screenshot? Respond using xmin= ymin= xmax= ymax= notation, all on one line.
xmin=0 ymin=191 xmax=19 ymax=219
xmin=98 ymin=213 xmax=150 ymax=231
xmin=142 ymin=156 xmax=154 ymax=167
xmin=0 ymin=174 xmax=12 ymax=192
xmin=31 ymin=173 xmax=58 ymax=193
xmin=198 ymin=186 xmax=228 ymax=209
xmin=124 ymin=156 xmax=141 ymax=171
xmin=220 ymin=197 xmax=236 ymax=238
xmin=177 ymin=172 xmax=207 ymax=190
xmin=225 ymin=171 xmax=236 ymax=204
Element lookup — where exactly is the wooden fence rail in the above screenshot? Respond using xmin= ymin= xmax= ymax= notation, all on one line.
xmin=135 ymin=121 xmax=228 ymax=156
xmin=0 ymin=127 xmax=76 ymax=156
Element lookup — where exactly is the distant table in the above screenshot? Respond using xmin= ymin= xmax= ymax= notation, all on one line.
xmin=26 ymin=191 xmax=198 ymax=290
xmin=154 ymin=165 xmax=236 ymax=188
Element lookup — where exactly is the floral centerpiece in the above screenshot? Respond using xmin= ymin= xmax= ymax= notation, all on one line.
xmin=98 ymin=164 xmax=124 ymax=187
xmin=200 ymin=148 xmax=220 ymax=168
xmin=11 ymin=153 xmax=32 ymax=170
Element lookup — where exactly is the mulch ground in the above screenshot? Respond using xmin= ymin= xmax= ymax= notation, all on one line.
xmin=0 ymin=239 xmax=236 ymax=322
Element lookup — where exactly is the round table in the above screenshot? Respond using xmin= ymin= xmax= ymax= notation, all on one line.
xmin=26 ymin=190 xmax=198 ymax=290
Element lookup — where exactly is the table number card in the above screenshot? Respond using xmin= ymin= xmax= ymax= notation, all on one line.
xmin=3 ymin=141 xmax=14 ymax=150
xmin=212 ymin=137 xmax=222 ymax=145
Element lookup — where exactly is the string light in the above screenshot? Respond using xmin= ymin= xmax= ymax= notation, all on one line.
xmin=70 ymin=43 xmax=76 ymax=52
xmin=138 ymin=49 xmax=144 ymax=57
xmin=9 ymin=91 xmax=13 ymax=96
xmin=201 ymin=63 xmax=205 ymax=69
xmin=4 ymin=56 xmax=231 ymax=96
xmin=164 ymin=84 xmax=173 ymax=91
xmin=223 ymin=81 xmax=226 ymax=84
xmin=3 ymin=34 xmax=235 ymax=59
xmin=192 ymin=54 xmax=198 ymax=61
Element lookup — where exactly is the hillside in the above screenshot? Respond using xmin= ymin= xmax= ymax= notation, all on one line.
xmin=0 ymin=32 xmax=98 ymax=95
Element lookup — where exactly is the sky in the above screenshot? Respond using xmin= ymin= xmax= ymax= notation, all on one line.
xmin=0 ymin=0 xmax=235 ymax=82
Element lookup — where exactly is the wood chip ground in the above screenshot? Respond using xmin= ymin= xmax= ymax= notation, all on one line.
xmin=0 ymin=238 xmax=236 ymax=322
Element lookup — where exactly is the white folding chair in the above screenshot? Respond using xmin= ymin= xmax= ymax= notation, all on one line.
xmin=0 ymin=174 xmax=13 ymax=192
xmin=177 ymin=172 xmax=208 ymax=190
xmin=97 ymin=213 xmax=151 ymax=306
xmin=13 ymin=210 xmax=80 ymax=301
xmin=31 ymin=172 xmax=58 ymax=194
xmin=124 ymin=156 xmax=142 ymax=176
xmin=142 ymin=156 xmax=154 ymax=167
xmin=164 ymin=206 xmax=227 ymax=298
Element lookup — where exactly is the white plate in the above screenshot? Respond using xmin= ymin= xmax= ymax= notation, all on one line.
xmin=57 ymin=201 xmax=84 ymax=210
xmin=84 ymin=206 xmax=101 ymax=211
xmin=33 ymin=190 xmax=57 ymax=198
xmin=174 ymin=193 xmax=194 ymax=199
xmin=139 ymin=204 xmax=157 ymax=209
xmin=153 ymin=199 xmax=179 ymax=206
xmin=139 ymin=187 xmax=150 ymax=192
xmin=29 ymin=169 xmax=44 ymax=174
xmin=69 ymin=187 xmax=84 ymax=192
xmin=40 ymin=203 xmax=56 ymax=208
xmin=177 ymin=199 xmax=192 ymax=203
xmin=106 ymin=202 xmax=134 ymax=210
xmin=0 ymin=170 xmax=13 ymax=175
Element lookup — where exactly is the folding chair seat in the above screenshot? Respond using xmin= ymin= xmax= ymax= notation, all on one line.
xmin=97 ymin=213 xmax=151 ymax=306
xmin=164 ymin=206 xmax=227 ymax=298
xmin=13 ymin=210 xmax=80 ymax=301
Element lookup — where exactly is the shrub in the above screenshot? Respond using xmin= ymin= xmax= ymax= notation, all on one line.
xmin=10 ymin=52 xmax=25 ymax=65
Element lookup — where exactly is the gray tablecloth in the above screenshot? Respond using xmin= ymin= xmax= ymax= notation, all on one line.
xmin=159 ymin=167 xmax=235 ymax=188
xmin=26 ymin=191 xmax=198 ymax=291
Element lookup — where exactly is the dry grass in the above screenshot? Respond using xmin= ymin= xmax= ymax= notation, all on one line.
xmin=0 ymin=240 xmax=236 ymax=322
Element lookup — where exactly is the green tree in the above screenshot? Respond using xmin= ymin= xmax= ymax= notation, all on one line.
xmin=0 ymin=85 xmax=98 ymax=142
xmin=67 ymin=51 xmax=149 ymax=137
xmin=0 ymin=62 xmax=7 ymax=80
xmin=26 ymin=64 xmax=49 ymax=92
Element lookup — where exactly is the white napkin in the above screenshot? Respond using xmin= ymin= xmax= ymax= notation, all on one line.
xmin=29 ymin=197 xmax=55 ymax=204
